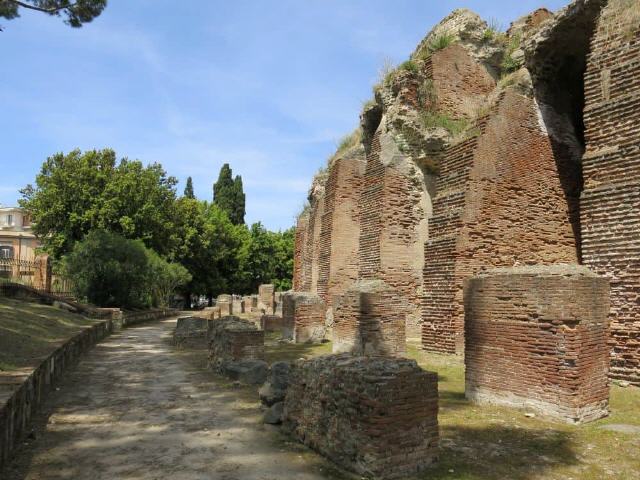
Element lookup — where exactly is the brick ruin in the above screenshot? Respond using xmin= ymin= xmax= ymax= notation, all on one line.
xmin=172 ymin=316 xmax=208 ymax=348
xmin=258 ymin=283 xmax=275 ymax=314
xmin=207 ymin=316 xmax=265 ymax=371
xmin=283 ymin=355 xmax=438 ymax=480
xmin=282 ymin=291 xmax=326 ymax=343
xmin=464 ymin=265 xmax=611 ymax=423
xmin=290 ymin=0 xmax=640 ymax=383
xmin=216 ymin=294 xmax=232 ymax=316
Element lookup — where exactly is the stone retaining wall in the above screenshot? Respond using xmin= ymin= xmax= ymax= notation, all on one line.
xmin=283 ymin=354 xmax=438 ymax=479
xmin=464 ymin=265 xmax=610 ymax=423
xmin=0 ymin=318 xmax=114 ymax=470
xmin=208 ymin=317 xmax=265 ymax=369
xmin=282 ymin=292 xmax=326 ymax=343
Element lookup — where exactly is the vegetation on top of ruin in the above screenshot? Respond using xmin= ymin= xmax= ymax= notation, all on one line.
xmin=500 ymin=32 xmax=523 ymax=76
xmin=600 ymin=0 xmax=640 ymax=39
xmin=335 ymin=127 xmax=362 ymax=156
xmin=481 ymin=18 xmax=506 ymax=43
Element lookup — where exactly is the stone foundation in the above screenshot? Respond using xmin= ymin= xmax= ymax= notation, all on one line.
xmin=283 ymin=354 xmax=438 ymax=480
xmin=242 ymin=295 xmax=253 ymax=313
xmin=172 ymin=316 xmax=208 ymax=348
xmin=258 ymin=284 xmax=275 ymax=314
xmin=217 ymin=294 xmax=232 ymax=316
xmin=208 ymin=316 xmax=265 ymax=370
xmin=464 ymin=265 xmax=610 ymax=424
xmin=260 ymin=314 xmax=283 ymax=332
xmin=282 ymin=292 xmax=326 ymax=343
xmin=232 ymin=297 xmax=245 ymax=314
xmin=333 ymin=280 xmax=406 ymax=356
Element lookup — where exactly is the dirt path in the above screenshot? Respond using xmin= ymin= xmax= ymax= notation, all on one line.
xmin=3 ymin=317 xmax=346 ymax=480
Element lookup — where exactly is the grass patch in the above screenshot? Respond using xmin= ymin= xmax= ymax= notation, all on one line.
xmin=420 ymin=111 xmax=469 ymax=136
xmin=399 ymin=59 xmax=419 ymax=74
xmin=500 ymin=32 xmax=522 ymax=75
xmin=406 ymin=342 xmax=640 ymax=480
xmin=599 ymin=0 xmax=640 ymax=41
xmin=417 ymin=79 xmax=437 ymax=110
xmin=263 ymin=331 xmax=332 ymax=364
xmin=482 ymin=18 xmax=505 ymax=42
xmin=335 ymin=128 xmax=362 ymax=154
xmin=0 ymin=297 xmax=99 ymax=371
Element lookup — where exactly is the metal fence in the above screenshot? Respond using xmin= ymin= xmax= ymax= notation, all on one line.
xmin=0 ymin=257 xmax=75 ymax=300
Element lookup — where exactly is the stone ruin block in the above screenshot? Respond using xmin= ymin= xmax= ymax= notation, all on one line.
xmin=283 ymin=354 xmax=438 ymax=480
xmin=333 ymin=280 xmax=406 ymax=356
xmin=282 ymin=292 xmax=326 ymax=343
xmin=464 ymin=265 xmax=611 ymax=424
xmin=258 ymin=284 xmax=275 ymax=314
xmin=192 ymin=307 xmax=219 ymax=321
xmin=208 ymin=316 xmax=266 ymax=384
xmin=260 ymin=314 xmax=283 ymax=332
xmin=217 ymin=294 xmax=232 ymax=316
xmin=172 ymin=316 xmax=208 ymax=348
xmin=232 ymin=297 xmax=245 ymax=314
xmin=242 ymin=295 xmax=253 ymax=313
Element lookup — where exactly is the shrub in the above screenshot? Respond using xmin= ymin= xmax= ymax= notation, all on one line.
xmin=500 ymin=33 xmax=522 ymax=75
xmin=65 ymin=230 xmax=190 ymax=308
xmin=428 ymin=33 xmax=455 ymax=54
xmin=399 ymin=60 xmax=418 ymax=73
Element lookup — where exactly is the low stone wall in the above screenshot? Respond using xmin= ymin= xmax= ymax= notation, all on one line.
xmin=0 ymin=318 xmax=113 ymax=470
xmin=283 ymin=354 xmax=439 ymax=479
xmin=282 ymin=292 xmax=326 ymax=343
xmin=232 ymin=298 xmax=245 ymax=314
xmin=260 ymin=314 xmax=283 ymax=332
xmin=242 ymin=295 xmax=253 ymax=313
xmin=207 ymin=317 xmax=266 ymax=384
xmin=464 ymin=265 xmax=611 ymax=424
xmin=333 ymin=280 xmax=405 ymax=356
xmin=172 ymin=316 xmax=208 ymax=348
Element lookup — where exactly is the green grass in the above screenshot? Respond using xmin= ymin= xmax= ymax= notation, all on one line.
xmin=420 ymin=111 xmax=470 ymax=136
xmin=0 ymin=297 xmax=99 ymax=371
xmin=263 ymin=331 xmax=332 ymax=364
xmin=500 ymin=32 xmax=522 ymax=75
xmin=335 ymin=128 xmax=362 ymax=155
xmin=405 ymin=343 xmax=640 ymax=480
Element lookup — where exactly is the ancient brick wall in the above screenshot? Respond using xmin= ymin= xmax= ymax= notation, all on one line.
xmin=283 ymin=354 xmax=438 ymax=480
xmin=464 ymin=265 xmax=610 ymax=423
xmin=333 ymin=280 xmax=406 ymax=356
xmin=217 ymin=294 xmax=232 ymax=316
xmin=430 ymin=43 xmax=496 ymax=119
xmin=317 ymin=149 xmax=366 ymax=310
xmin=282 ymin=292 xmax=326 ymax=343
xmin=581 ymin=0 xmax=640 ymax=385
xmin=260 ymin=314 xmax=283 ymax=332
xmin=208 ymin=317 xmax=265 ymax=370
xmin=423 ymin=89 xmax=580 ymax=354
xmin=293 ymin=211 xmax=309 ymax=291
xmin=258 ymin=284 xmax=275 ymax=314
xmin=358 ymin=127 xmax=429 ymax=340
xmin=232 ymin=297 xmax=244 ymax=315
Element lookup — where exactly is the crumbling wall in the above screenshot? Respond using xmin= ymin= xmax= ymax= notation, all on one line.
xmin=333 ymin=280 xmax=406 ymax=356
xmin=172 ymin=316 xmax=208 ymax=348
xmin=258 ymin=284 xmax=275 ymax=314
xmin=282 ymin=292 xmax=326 ymax=343
xmin=283 ymin=355 xmax=438 ymax=480
xmin=208 ymin=316 xmax=265 ymax=368
xmin=217 ymin=294 xmax=232 ymax=316
xmin=581 ymin=0 xmax=640 ymax=385
xmin=423 ymin=86 xmax=582 ymax=354
xmin=317 ymin=148 xmax=366 ymax=313
xmin=464 ymin=265 xmax=610 ymax=423
xmin=292 ymin=211 xmax=309 ymax=291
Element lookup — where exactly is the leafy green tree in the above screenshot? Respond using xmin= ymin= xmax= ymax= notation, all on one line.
xmin=172 ymin=198 xmax=241 ymax=303
xmin=184 ymin=176 xmax=195 ymax=199
xmin=0 ymin=0 xmax=107 ymax=28
xmin=20 ymin=149 xmax=178 ymax=258
xmin=213 ymin=163 xmax=245 ymax=225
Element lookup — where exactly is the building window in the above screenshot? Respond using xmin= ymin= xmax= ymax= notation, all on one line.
xmin=5 ymin=214 xmax=13 ymax=226
xmin=0 ymin=246 xmax=14 ymax=258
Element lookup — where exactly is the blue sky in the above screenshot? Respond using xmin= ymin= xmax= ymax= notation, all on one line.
xmin=0 ymin=0 xmax=569 ymax=230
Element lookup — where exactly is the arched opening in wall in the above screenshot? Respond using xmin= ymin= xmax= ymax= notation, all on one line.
xmin=526 ymin=0 xmax=606 ymax=262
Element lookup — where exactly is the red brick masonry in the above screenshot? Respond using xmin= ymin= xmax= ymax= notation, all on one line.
xmin=283 ymin=354 xmax=438 ymax=480
xmin=464 ymin=265 xmax=610 ymax=424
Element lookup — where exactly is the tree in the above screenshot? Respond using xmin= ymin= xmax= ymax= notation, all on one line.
xmin=184 ymin=176 xmax=195 ymax=199
xmin=146 ymin=249 xmax=191 ymax=307
xmin=0 ymin=0 xmax=107 ymax=28
xmin=212 ymin=163 xmax=245 ymax=225
xmin=172 ymin=198 xmax=242 ymax=303
xmin=65 ymin=230 xmax=151 ymax=308
xmin=20 ymin=149 xmax=179 ymax=258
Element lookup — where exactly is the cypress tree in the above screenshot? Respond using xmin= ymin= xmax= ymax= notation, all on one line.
xmin=184 ymin=176 xmax=195 ymax=199
xmin=213 ymin=164 xmax=245 ymax=225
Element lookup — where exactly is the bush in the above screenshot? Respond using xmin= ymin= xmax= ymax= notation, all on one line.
xmin=65 ymin=230 xmax=190 ymax=308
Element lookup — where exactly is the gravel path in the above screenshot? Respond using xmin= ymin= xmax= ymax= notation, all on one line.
xmin=3 ymin=317 xmax=346 ymax=480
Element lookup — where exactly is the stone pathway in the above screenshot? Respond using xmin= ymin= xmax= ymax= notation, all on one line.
xmin=3 ymin=318 xmax=346 ymax=480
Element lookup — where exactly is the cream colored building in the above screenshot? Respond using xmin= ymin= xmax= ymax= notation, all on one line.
xmin=0 ymin=206 xmax=40 ymax=260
